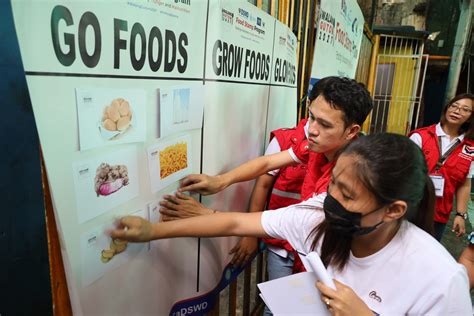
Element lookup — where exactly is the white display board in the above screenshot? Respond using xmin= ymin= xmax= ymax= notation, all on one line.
xmin=11 ymin=0 xmax=297 ymax=314
xmin=266 ymin=19 xmax=298 ymax=142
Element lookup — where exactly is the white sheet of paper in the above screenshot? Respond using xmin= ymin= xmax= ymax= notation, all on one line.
xmin=72 ymin=146 xmax=139 ymax=223
xmin=76 ymin=88 xmax=146 ymax=151
xmin=147 ymin=134 xmax=193 ymax=193
xmin=148 ymin=200 xmax=161 ymax=223
xmin=159 ymin=85 xmax=204 ymax=138
xmin=258 ymin=272 xmax=331 ymax=316
xmin=80 ymin=209 xmax=148 ymax=287
xmin=304 ymin=252 xmax=336 ymax=290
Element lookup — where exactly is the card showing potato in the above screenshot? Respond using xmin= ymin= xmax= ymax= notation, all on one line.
xmin=75 ymin=88 xmax=146 ymax=151
xmin=80 ymin=209 xmax=148 ymax=287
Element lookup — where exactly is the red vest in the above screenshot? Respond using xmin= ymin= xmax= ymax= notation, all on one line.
xmin=301 ymin=153 xmax=335 ymax=200
xmin=264 ymin=119 xmax=307 ymax=272
xmin=412 ymin=125 xmax=474 ymax=223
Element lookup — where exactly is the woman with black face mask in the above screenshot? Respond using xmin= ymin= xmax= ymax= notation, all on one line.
xmin=110 ymin=133 xmax=472 ymax=315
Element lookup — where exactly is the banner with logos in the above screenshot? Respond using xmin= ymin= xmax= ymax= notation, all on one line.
xmin=199 ymin=0 xmax=275 ymax=294
xmin=11 ymin=0 xmax=297 ymax=314
xmin=309 ymin=0 xmax=364 ymax=88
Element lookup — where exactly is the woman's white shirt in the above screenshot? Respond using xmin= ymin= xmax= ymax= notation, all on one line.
xmin=261 ymin=194 xmax=472 ymax=315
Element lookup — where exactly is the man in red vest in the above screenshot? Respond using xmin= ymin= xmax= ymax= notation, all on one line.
xmin=231 ymin=119 xmax=308 ymax=283
xmin=159 ymin=76 xmax=373 ymax=265
xmin=168 ymin=77 xmax=372 ymax=198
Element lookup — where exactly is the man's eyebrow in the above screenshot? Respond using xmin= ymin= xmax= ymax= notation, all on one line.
xmin=316 ymin=117 xmax=333 ymax=126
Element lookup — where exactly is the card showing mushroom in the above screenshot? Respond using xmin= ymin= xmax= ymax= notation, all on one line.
xmin=80 ymin=209 xmax=148 ymax=287
xmin=73 ymin=146 xmax=139 ymax=224
xmin=75 ymin=88 xmax=146 ymax=151
xmin=158 ymin=85 xmax=204 ymax=138
xmin=147 ymin=134 xmax=192 ymax=193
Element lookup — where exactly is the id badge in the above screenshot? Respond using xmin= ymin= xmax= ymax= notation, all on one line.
xmin=429 ymin=175 xmax=445 ymax=197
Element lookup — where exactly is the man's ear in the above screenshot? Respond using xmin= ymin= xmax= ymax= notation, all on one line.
xmin=384 ymin=201 xmax=407 ymax=222
xmin=346 ymin=124 xmax=361 ymax=140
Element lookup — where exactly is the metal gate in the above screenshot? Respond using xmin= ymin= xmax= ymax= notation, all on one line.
xmin=369 ymin=34 xmax=428 ymax=134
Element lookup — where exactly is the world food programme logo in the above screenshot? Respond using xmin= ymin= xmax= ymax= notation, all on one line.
xmin=222 ymin=8 xmax=234 ymax=24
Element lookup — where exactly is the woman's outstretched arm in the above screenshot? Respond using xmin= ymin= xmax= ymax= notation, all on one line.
xmin=109 ymin=211 xmax=268 ymax=242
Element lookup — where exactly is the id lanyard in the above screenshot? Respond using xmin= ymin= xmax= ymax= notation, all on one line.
xmin=430 ymin=137 xmax=461 ymax=197
xmin=434 ymin=136 xmax=461 ymax=172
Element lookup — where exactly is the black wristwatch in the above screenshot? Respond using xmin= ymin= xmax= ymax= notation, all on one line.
xmin=468 ymin=232 xmax=474 ymax=244
xmin=455 ymin=211 xmax=468 ymax=220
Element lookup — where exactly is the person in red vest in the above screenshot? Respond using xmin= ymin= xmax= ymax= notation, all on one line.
xmin=159 ymin=78 xmax=372 ymax=287
xmin=227 ymin=80 xmax=332 ymax=276
xmin=409 ymin=93 xmax=474 ymax=241
xmin=228 ymin=118 xmax=307 ymax=265
xmin=227 ymin=119 xmax=308 ymax=316
xmin=169 ymin=77 xmax=372 ymax=198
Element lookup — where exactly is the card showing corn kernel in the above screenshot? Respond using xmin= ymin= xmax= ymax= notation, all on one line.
xmin=75 ymin=88 xmax=146 ymax=151
xmin=147 ymin=134 xmax=193 ymax=193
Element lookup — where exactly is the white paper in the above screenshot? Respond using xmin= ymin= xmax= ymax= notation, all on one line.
xmin=72 ymin=146 xmax=139 ymax=223
xmin=429 ymin=175 xmax=445 ymax=197
xmin=76 ymin=88 xmax=146 ymax=151
xmin=80 ymin=209 xmax=148 ymax=287
xmin=304 ymin=252 xmax=336 ymax=290
xmin=147 ymin=134 xmax=193 ymax=193
xmin=258 ymin=272 xmax=331 ymax=316
xmin=159 ymin=85 xmax=204 ymax=138
xmin=148 ymin=200 xmax=161 ymax=223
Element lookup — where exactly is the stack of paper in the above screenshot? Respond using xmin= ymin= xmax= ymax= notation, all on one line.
xmin=257 ymin=252 xmax=333 ymax=315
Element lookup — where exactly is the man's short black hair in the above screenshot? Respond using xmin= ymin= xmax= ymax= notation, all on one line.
xmin=308 ymin=76 xmax=373 ymax=127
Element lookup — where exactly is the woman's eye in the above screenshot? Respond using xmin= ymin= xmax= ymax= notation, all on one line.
xmin=342 ymin=193 xmax=352 ymax=200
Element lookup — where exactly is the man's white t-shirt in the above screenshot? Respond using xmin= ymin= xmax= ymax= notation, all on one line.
xmin=410 ymin=123 xmax=474 ymax=177
xmin=265 ymin=121 xmax=309 ymax=176
xmin=261 ymin=194 xmax=472 ymax=315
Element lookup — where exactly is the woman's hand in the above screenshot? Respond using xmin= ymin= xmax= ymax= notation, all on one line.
xmin=229 ymin=237 xmax=258 ymax=267
xmin=316 ymin=280 xmax=374 ymax=316
xmin=159 ymin=192 xmax=214 ymax=221
xmin=109 ymin=216 xmax=154 ymax=242
xmin=452 ymin=216 xmax=466 ymax=237
xmin=178 ymin=174 xmax=227 ymax=195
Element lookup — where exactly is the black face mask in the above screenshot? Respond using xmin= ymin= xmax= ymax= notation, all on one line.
xmin=323 ymin=193 xmax=385 ymax=237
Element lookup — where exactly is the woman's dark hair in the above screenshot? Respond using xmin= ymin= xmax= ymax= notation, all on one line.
xmin=310 ymin=133 xmax=435 ymax=270
xmin=308 ymin=76 xmax=373 ymax=127
xmin=440 ymin=93 xmax=474 ymax=139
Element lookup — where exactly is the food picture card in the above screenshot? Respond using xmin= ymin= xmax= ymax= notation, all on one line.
xmin=80 ymin=209 xmax=148 ymax=287
xmin=72 ymin=146 xmax=139 ymax=224
xmin=158 ymin=85 xmax=204 ymax=138
xmin=76 ymin=88 xmax=146 ymax=151
xmin=147 ymin=134 xmax=192 ymax=193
